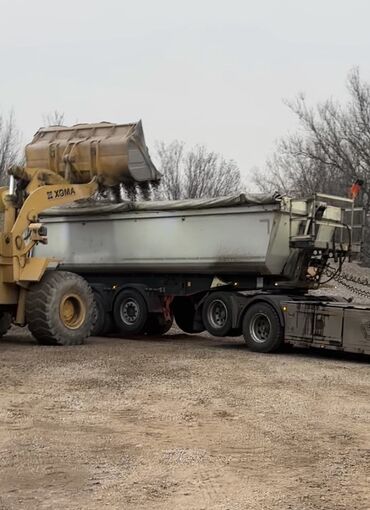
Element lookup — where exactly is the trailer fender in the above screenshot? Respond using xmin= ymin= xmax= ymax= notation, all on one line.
xmin=90 ymin=283 xmax=114 ymax=313
xmin=225 ymin=293 xmax=245 ymax=329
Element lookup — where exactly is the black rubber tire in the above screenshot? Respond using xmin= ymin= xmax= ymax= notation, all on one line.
xmin=145 ymin=314 xmax=173 ymax=336
xmin=102 ymin=313 xmax=115 ymax=335
xmin=173 ymin=297 xmax=205 ymax=334
xmin=0 ymin=313 xmax=11 ymax=337
xmin=202 ymin=292 xmax=234 ymax=337
xmin=91 ymin=293 xmax=114 ymax=337
xmin=113 ymin=289 xmax=148 ymax=336
xmin=242 ymin=302 xmax=283 ymax=353
xmin=26 ymin=271 xmax=94 ymax=346
xmin=91 ymin=293 xmax=106 ymax=337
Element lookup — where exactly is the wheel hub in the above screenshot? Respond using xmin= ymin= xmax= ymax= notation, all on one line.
xmin=208 ymin=299 xmax=228 ymax=329
xmin=60 ymin=293 xmax=86 ymax=330
xmin=121 ymin=299 xmax=139 ymax=325
xmin=250 ymin=313 xmax=271 ymax=343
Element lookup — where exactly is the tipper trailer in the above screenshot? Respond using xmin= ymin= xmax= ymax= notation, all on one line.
xmin=36 ymin=192 xmax=370 ymax=355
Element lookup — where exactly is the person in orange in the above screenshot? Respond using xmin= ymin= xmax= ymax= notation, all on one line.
xmin=349 ymin=179 xmax=364 ymax=199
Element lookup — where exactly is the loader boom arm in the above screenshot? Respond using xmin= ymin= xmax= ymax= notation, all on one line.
xmin=0 ymin=176 xmax=98 ymax=286
xmin=0 ymin=119 xmax=160 ymax=333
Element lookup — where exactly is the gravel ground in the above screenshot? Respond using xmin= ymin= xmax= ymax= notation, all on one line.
xmin=0 ymin=326 xmax=369 ymax=510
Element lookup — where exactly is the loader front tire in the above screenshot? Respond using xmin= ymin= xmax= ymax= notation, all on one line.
xmin=26 ymin=271 xmax=94 ymax=346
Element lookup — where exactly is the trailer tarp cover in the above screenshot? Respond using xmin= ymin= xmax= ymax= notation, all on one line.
xmin=43 ymin=192 xmax=283 ymax=216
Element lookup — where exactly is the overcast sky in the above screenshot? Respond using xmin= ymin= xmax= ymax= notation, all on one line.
xmin=1 ymin=0 xmax=370 ymax=181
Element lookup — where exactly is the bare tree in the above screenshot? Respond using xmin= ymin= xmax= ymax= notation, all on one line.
xmin=254 ymin=68 xmax=370 ymax=210
xmin=155 ymin=140 xmax=242 ymax=199
xmin=43 ymin=110 xmax=65 ymax=127
xmin=156 ymin=141 xmax=184 ymax=200
xmin=0 ymin=111 xmax=21 ymax=185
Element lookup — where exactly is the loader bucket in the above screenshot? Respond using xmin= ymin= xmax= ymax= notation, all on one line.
xmin=25 ymin=120 xmax=161 ymax=187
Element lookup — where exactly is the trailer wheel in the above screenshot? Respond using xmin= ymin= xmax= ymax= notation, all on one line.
xmin=145 ymin=314 xmax=173 ymax=336
xmin=91 ymin=293 xmax=114 ymax=337
xmin=102 ymin=313 xmax=115 ymax=336
xmin=26 ymin=271 xmax=94 ymax=345
xmin=91 ymin=293 xmax=105 ymax=337
xmin=113 ymin=289 xmax=148 ymax=336
xmin=202 ymin=292 xmax=234 ymax=337
xmin=242 ymin=302 xmax=283 ymax=353
xmin=173 ymin=297 xmax=204 ymax=334
xmin=0 ymin=313 xmax=11 ymax=337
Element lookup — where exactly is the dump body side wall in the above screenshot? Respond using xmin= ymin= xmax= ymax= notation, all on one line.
xmin=36 ymin=205 xmax=292 ymax=276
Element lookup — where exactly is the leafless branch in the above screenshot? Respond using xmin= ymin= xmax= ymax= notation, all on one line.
xmin=155 ymin=141 xmax=242 ymax=199
xmin=43 ymin=110 xmax=65 ymax=127
xmin=0 ymin=111 xmax=21 ymax=185
xmin=254 ymin=68 xmax=370 ymax=209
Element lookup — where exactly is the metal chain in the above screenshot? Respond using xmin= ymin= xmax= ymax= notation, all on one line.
xmin=338 ymin=270 xmax=370 ymax=287
xmin=324 ymin=265 xmax=370 ymax=298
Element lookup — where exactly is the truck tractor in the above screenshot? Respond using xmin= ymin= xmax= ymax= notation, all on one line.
xmin=0 ymin=121 xmax=160 ymax=345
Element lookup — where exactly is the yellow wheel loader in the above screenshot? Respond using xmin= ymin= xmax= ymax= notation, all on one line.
xmin=0 ymin=121 xmax=160 ymax=345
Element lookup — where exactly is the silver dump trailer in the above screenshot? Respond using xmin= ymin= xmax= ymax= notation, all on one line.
xmin=38 ymin=193 xmax=349 ymax=279
xmin=36 ymin=192 xmax=370 ymax=355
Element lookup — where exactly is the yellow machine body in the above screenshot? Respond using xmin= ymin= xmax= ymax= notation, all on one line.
xmin=0 ymin=120 xmax=160 ymax=324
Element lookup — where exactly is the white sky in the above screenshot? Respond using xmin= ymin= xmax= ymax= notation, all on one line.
xmin=1 ymin=0 xmax=370 ymax=180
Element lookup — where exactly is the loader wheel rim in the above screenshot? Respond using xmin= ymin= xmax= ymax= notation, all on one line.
xmin=207 ymin=299 xmax=228 ymax=329
xmin=60 ymin=293 xmax=86 ymax=330
xmin=250 ymin=313 xmax=271 ymax=344
xmin=120 ymin=298 xmax=140 ymax=325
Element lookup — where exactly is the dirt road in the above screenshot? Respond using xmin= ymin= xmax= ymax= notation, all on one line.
xmin=0 ymin=330 xmax=369 ymax=510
